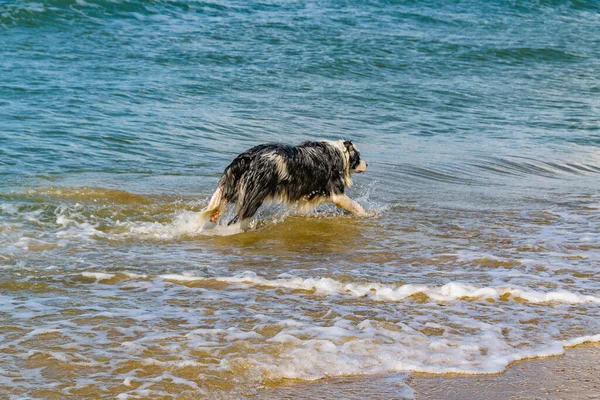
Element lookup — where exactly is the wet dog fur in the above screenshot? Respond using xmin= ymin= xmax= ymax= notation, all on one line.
xmin=199 ymin=139 xmax=368 ymax=227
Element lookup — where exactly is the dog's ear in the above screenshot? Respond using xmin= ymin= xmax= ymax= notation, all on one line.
xmin=343 ymin=140 xmax=353 ymax=150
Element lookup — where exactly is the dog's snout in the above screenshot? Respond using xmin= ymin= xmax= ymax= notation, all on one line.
xmin=354 ymin=159 xmax=368 ymax=173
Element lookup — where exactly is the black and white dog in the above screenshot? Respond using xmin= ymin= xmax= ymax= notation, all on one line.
xmin=199 ymin=140 xmax=368 ymax=227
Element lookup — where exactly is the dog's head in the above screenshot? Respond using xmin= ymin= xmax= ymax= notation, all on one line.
xmin=344 ymin=141 xmax=367 ymax=173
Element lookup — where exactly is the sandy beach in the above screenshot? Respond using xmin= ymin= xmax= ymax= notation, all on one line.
xmin=409 ymin=343 xmax=600 ymax=400
xmin=258 ymin=343 xmax=600 ymax=400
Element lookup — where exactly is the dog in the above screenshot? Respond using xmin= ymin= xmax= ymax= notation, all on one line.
xmin=198 ymin=140 xmax=368 ymax=227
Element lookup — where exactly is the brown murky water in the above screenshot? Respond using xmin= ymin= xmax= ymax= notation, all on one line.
xmin=1 ymin=185 xmax=599 ymax=398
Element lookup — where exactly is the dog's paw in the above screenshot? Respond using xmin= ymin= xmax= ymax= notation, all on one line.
xmin=209 ymin=211 xmax=221 ymax=223
xmin=354 ymin=206 xmax=368 ymax=217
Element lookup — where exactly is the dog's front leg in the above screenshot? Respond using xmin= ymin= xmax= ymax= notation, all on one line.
xmin=330 ymin=193 xmax=367 ymax=216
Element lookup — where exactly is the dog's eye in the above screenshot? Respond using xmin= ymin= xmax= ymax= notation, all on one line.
xmin=350 ymin=154 xmax=360 ymax=169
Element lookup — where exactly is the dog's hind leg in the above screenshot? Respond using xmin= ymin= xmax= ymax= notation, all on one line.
xmin=227 ymin=189 xmax=270 ymax=226
xmin=228 ymin=171 xmax=277 ymax=226
xmin=330 ymin=193 xmax=367 ymax=216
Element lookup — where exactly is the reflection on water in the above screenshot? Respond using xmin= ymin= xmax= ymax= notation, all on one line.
xmin=210 ymin=216 xmax=366 ymax=254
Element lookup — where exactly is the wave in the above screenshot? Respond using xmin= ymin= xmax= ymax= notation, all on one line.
xmin=379 ymin=154 xmax=600 ymax=187
xmin=33 ymin=271 xmax=600 ymax=390
xmin=389 ymin=164 xmax=478 ymax=185
xmin=0 ymin=186 xmax=383 ymax=246
xmin=464 ymin=47 xmax=584 ymax=64
xmin=0 ymin=0 xmax=228 ymax=28
xmin=25 ymin=186 xmax=153 ymax=205
xmin=55 ymin=269 xmax=600 ymax=391
xmin=159 ymin=272 xmax=600 ymax=305
xmin=468 ymin=156 xmax=600 ymax=178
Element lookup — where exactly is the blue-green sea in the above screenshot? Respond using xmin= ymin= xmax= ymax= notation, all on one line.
xmin=1 ymin=1 xmax=600 ymax=398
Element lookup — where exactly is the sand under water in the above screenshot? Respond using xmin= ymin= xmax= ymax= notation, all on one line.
xmin=1 ymin=186 xmax=599 ymax=398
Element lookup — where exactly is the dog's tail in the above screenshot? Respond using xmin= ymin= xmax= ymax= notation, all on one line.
xmin=198 ymin=185 xmax=226 ymax=225
xmin=198 ymin=159 xmax=246 ymax=225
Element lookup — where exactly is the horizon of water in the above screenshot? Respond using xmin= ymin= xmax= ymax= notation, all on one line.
xmin=1 ymin=0 xmax=600 ymax=398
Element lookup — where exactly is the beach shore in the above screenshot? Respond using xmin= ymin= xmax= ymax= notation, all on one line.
xmin=409 ymin=343 xmax=600 ymax=400
xmin=258 ymin=343 xmax=600 ymax=400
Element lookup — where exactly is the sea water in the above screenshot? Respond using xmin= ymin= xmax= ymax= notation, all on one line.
xmin=1 ymin=0 xmax=599 ymax=398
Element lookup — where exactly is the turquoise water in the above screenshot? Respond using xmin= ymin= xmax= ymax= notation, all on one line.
xmin=1 ymin=1 xmax=600 ymax=398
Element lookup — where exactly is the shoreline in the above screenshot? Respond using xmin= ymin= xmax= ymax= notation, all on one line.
xmin=408 ymin=343 xmax=600 ymax=400
xmin=258 ymin=343 xmax=600 ymax=400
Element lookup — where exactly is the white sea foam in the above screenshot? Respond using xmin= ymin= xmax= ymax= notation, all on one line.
xmin=0 ymin=203 xmax=19 ymax=214
xmin=563 ymin=334 xmax=600 ymax=347
xmin=115 ymin=211 xmax=244 ymax=238
xmin=123 ymin=272 xmax=148 ymax=279
xmin=12 ymin=236 xmax=63 ymax=251
xmin=81 ymin=272 xmax=116 ymax=281
xmin=3 ymin=192 xmax=600 ymax=399
xmin=54 ymin=208 xmax=102 ymax=240
xmin=160 ymin=272 xmax=600 ymax=305
xmin=23 ymin=328 xmax=62 ymax=338
xmin=160 ymin=273 xmax=203 ymax=282
xmin=203 ymin=324 xmax=600 ymax=380
xmin=4 ymin=267 xmax=600 ymax=399
xmin=14 ymin=237 xmax=33 ymax=250
xmin=40 ymin=196 xmax=381 ymax=242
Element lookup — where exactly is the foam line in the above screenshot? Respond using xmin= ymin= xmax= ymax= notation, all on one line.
xmin=160 ymin=272 xmax=600 ymax=305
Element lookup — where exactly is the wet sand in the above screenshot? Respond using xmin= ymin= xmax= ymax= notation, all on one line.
xmin=408 ymin=343 xmax=600 ymax=400
xmin=258 ymin=344 xmax=600 ymax=400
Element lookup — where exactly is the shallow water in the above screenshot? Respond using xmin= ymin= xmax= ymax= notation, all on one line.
xmin=2 ymin=0 xmax=600 ymax=398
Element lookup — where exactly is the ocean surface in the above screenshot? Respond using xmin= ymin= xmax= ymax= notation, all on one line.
xmin=1 ymin=0 xmax=600 ymax=398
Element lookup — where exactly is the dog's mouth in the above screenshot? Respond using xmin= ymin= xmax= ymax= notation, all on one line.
xmin=353 ymin=160 xmax=367 ymax=173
